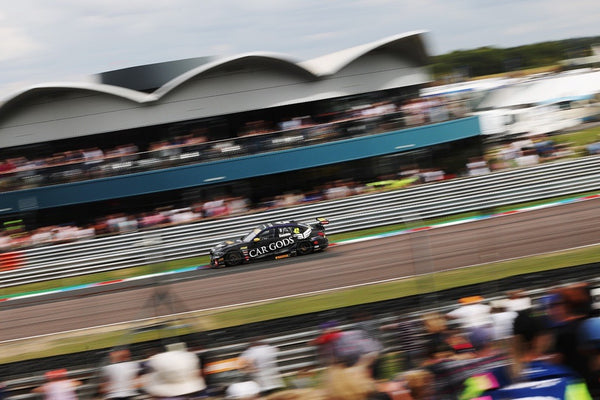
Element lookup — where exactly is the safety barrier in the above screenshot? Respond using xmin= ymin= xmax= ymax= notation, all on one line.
xmin=1 ymin=155 xmax=599 ymax=288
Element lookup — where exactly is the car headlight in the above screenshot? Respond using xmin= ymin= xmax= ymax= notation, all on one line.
xmin=211 ymin=250 xmax=224 ymax=258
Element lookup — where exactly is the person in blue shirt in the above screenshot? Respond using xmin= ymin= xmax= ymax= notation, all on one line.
xmin=460 ymin=309 xmax=592 ymax=399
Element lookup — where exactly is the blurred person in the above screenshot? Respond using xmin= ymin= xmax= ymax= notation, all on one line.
xmin=324 ymin=181 xmax=351 ymax=200
xmin=0 ymin=230 xmax=12 ymax=251
xmin=309 ymin=321 xmax=343 ymax=367
xmin=443 ymin=321 xmax=476 ymax=357
xmin=401 ymin=369 xmax=435 ymax=400
xmin=228 ymin=196 xmax=250 ymax=215
xmin=419 ymin=168 xmax=445 ymax=183
xmin=322 ymin=354 xmax=391 ymax=400
xmin=578 ymin=316 xmax=600 ymax=398
xmin=446 ymin=296 xmax=492 ymax=337
xmin=32 ymin=369 xmax=81 ymax=400
xmin=141 ymin=343 xmax=206 ymax=399
xmin=489 ymin=299 xmax=519 ymax=343
xmin=381 ymin=316 xmax=427 ymax=369
xmin=302 ymin=190 xmax=324 ymax=203
xmin=76 ymin=224 xmax=95 ymax=241
xmin=352 ymin=311 xmax=385 ymax=378
xmin=30 ymin=227 xmax=54 ymax=246
xmin=225 ymin=379 xmax=262 ymax=399
xmin=421 ymin=312 xmax=450 ymax=353
xmin=332 ymin=328 xmax=383 ymax=371
xmin=202 ymin=197 xmax=228 ymax=218
xmin=264 ymin=388 xmax=325 ymax=399
xmin=546 ymin=283 xmax=598 ymax=394
xmin=106 ymin=214 xmax=127 ymax=233
xmin=64 ymin=150 xmax=83 ymax=163
xmin=427 ymin=325 xmax=508 ymax=398
xmin=460 ymin=309 xmax=592 ymax=399
xmin=82 ymin=147 xmax=105 ymax=176
xmin=0 ymin=158 xmax=16 ymax=173
xmin=117 ymin=216 xmax=138 ymax=233
xmin=51 ymin=225 xmax=79 ymax=243
xmin=139 ymin=210 xmax=168 ymax=229
xmin=466 ymin=157 xmax=491 ymax=176
xmin=238 ymin=337 xmax=285 ymax=396
xmin=504 ymin=289 xmax=532 ymax=312
xmin=100 ymin=349 xmax=140 ymax=400
xmin=169 ymin=208 xmax=198 ymax=225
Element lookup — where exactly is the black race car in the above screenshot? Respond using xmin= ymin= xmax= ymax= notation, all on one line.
xmin=209 ymin=218 xmax=329 ymax=268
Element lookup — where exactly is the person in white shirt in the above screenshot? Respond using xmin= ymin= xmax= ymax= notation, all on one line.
xmin=446 ymin=296 xmax=492 ymax=333
xmin=32 ymin=369 xmax=80 ymax=400
xmin=238 ymin=338 xmax=284 ymax=396
xmin=489 ymin=299 xmax=519 ymax=341
xmin=100 ymin=349 xmax=140 ymax=400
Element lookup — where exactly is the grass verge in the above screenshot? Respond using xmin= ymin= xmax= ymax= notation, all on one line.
xmin=2 ymin=242 xmax=599 ymax=364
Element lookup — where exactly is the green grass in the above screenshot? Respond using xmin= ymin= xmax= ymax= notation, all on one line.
xmin=2 ymin=242 xmax=599 ymax=364
xmin=0 ymin=257 xmax=207 ymax=297
xmin=552 ymin=126 xmax=600 ymax=148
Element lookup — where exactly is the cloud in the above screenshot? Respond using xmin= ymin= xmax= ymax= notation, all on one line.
xmin=0 ymin=0 xmax=599 ymax=101
xmin=0 ymin=26 xmax=40 ymax=62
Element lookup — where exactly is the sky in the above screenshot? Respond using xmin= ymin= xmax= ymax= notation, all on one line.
xmin=1 ymin=0 xmax=599 ymax=101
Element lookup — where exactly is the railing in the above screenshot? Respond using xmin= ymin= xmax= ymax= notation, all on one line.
xmin=0 ymin=111 xmax=407 ymax=192
xmin=1 ymin=155 xmax=599 ymax=288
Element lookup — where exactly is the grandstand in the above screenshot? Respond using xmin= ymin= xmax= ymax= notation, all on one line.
xmin=0 ymin=31 xmax=483 ymax=237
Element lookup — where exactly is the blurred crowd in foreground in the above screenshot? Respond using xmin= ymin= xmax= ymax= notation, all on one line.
xmin=23 ymin=282 xmax=600 ymax=399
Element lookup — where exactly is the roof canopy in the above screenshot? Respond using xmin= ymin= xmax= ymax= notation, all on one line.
xmin=0 ymin=31 xmax=432 ymax=149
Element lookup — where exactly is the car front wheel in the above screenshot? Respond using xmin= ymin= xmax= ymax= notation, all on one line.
xmin=225 ymin=252 xmax=243 ymax=267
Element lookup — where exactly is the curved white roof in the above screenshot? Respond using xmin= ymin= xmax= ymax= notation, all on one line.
xmin=2 ymin=81 xmax=155 ymax=110
xmin=1 ymin=31 xmax=429 ymax=112
xmin=300 ymin=31 xmax=429 ymax=76
xmin=0 ymin=31 xmax=430 ymax=147
xmin=153 ymin=51 xmax=317 ymax=98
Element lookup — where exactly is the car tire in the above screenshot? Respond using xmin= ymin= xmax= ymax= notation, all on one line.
xmin=224 ymin=252 xmax=243 ymax=267
xmin=297 ymin=241 xmax=312 ymax=256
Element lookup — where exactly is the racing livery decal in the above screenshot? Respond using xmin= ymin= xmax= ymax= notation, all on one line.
xmin=248 ymin=237 xmax=295 ymax=258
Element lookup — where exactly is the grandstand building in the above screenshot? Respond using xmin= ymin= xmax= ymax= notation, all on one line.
xmin=0 ymin=31 xmax=482 ymax=233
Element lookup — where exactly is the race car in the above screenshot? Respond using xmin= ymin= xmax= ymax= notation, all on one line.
xmin=209 ymin=218 xmax=329 ymax=268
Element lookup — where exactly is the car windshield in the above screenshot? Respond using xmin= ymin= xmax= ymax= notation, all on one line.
xmin=242 ymin=227 xmax=263 ymax=242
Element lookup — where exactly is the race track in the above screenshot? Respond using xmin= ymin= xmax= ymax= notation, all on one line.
xmin=1 ymin=198 xmax=599 ymax=342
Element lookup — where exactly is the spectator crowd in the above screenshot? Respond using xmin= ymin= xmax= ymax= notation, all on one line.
xmin=0 ymin=96 xmax=464 ymax=192
xmin=26 ymin=282 xmax=600 ymax=399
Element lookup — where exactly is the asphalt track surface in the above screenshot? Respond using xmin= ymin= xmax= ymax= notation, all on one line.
xmin=1 ymin=199 xmax=599 ymax=342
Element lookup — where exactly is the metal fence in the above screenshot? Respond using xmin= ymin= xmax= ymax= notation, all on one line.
xmin=1 ymin=155 xmax=599 ymax=288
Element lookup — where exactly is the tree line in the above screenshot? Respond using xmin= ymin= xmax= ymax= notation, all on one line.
xmin=430 ymin=36 xmax=600 ymax=79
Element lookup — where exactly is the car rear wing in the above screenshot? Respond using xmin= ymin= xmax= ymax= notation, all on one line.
xmin=312 ymin=217 xmax=329 ymax=230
